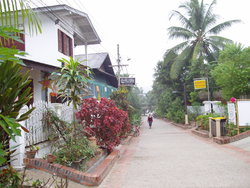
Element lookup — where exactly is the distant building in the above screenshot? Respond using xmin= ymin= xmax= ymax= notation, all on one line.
xmin=75 ymin=52 xmax=118 ymax=99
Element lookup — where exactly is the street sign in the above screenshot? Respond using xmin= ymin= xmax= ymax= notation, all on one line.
xmin=120 ymin=77 xmax=135 ymax=86
xmin=194 ymin=79 xmax=206 ymax=89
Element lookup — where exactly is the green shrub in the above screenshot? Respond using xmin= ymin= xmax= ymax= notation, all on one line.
xmin=54 ymin=136 xmax=96 ymax=169
xmin=166 ymin=98 xmax=185 ymax=123
xmin=225 ymin=123 xmax=238 ymax=137
xmin=196 ymin=113 xmax=220 ymax=130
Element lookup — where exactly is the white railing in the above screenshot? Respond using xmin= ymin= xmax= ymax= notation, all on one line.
xmin=24 ymin=101 xmax=73 ymax=147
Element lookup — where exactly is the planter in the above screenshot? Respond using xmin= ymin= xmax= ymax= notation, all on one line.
xmin=47 ymin=154 xmax=56 ymax=163
xmin=26 ymin=150 xmax=37 ymax=159
xmin=88 ymin=136 xmax=97 ymax=147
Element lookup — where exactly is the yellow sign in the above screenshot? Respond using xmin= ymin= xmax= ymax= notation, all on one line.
xmin=194 ymin=80 xmax=206 ymax=89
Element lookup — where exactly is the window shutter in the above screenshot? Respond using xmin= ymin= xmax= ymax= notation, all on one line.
xmin=58 ymin=29 xmax=62 ymax=53
xmin=69 ymin=37 xmax=73 ymax=56
xmin=63 ymin=33 xmax=67 ymax=55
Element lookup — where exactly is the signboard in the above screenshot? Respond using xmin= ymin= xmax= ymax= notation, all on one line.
xmin=120 ymin=77 xmax=135 ymax=86
xmin=194 ymin=79 xmax=206 ymax=89
xmin=237 ymin=100 xmax=250 ymax=126
xmin=227 ymin=103 xmax=236 ymax=124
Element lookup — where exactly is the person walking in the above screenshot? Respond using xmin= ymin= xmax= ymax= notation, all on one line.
xmin=147 ymin=113 xmax=153 ymax=129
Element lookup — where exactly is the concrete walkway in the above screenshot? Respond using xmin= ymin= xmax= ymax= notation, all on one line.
xmin=99 ymin=117 xmax=250 ymax=188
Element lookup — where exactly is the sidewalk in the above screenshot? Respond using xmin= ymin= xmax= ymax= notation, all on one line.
xmin=100 ymin=117 xmax=250 ymax=188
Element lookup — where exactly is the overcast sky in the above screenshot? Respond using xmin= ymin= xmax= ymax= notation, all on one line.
xmin=41 ymin=0 xmax=250 ymax=92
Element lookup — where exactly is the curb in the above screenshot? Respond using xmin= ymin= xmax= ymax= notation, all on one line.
xmin=171 ymin=122 xmax=192 ymax=129
xmin=23 ymin=136 xmax=134 ymax=186
xmin=191 ymin=129 xmax=209 ymax=138
xmin=213 ymin=130 xmax=250 ymax=144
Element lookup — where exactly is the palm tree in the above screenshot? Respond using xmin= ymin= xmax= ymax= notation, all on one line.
xmin=168 ymin=0 xmax=241 ymax=79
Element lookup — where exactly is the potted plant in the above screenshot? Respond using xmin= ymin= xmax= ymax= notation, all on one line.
xmin=50 ymin=92 xmax=58 ymax=103
xmin=47 ymin=153 xmax=56 ymax=163
xmin=26 ymin=145 xmax=40 ymax=159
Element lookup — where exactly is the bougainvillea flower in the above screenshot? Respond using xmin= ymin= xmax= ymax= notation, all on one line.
xmin=230 ymin=97 xmax=236 ymax=103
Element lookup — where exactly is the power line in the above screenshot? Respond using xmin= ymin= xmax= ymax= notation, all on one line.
xmin=29 ymin=0 xmax=119 ymax=73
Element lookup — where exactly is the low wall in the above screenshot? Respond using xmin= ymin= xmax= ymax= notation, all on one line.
xmin=24 ymin=149 xmax=120 ymax=186
xmin=213 ymin=130 xmax=250 ymax=144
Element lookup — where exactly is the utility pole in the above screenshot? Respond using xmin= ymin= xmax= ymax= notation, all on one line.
xmin=117 ymin=44 xmax=121 ymax=87
xmin=110 ymin=44 xmax=129 ymax=87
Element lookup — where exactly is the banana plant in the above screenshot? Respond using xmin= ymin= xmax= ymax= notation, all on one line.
xmin=51 ymin=57 xmax=93 ymax=110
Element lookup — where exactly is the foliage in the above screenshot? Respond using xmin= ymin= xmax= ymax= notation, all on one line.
xmin=240 ymin=126 xmax=250 ymax=133
xmin=0 ymin=166 xmax=68 ymax=187
xmin=225 ymin=123 xmax=238 ymax=137
xmin=156 ymin=89 xmax=174 ymax=118
xmin=0 ymin=62 xmax=34 ymax=165
xmin=30 ymin=145 xmax=40 ymax=151
xmin=0 ymin=1 xmax=41 ymax=66
xmin=127 ymin=86 xmax=143 ymax=125
xmin=0 ymin=166 xmax=21 ymax=187
xmin=43 ymin=109 xmax=97 ymax=170
xmin=167 ymin=0 xmax=240 ymax=79
xmin=110 ymin=86 xmax=143 ymax=126
xmin=51 ymin=57 xmax=92 ymax=109
xmin=166 ymin=98 xmax=185 ymax=123
xmin=54 ymin=137 xmax=96 ymax=169
xmin=196 ymin=113 xmax=220 ymax=130
xmin=76 ymin=98 xmax=131 ymax=152
xmin=0 ymin=0 xmax=41 ymax=34
xmin=110 ymin=86 xmax=129 ymax=111
xmin=211 ymin=43 xmax=250 ymax=100
xmin=187 ymin=105 xmax=203 ymax=121
xmin=0 ymin=0 xmax=42 ymax=166
xmin=43 ymin=109 xmax=72 ymax=143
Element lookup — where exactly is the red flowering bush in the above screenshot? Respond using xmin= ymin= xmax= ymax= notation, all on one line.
xmin=76 ymin=98 xmax=131 ymax=152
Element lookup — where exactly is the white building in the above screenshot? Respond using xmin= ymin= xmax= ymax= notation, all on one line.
xmin=14 ymin=4 xmax=101 ymax=104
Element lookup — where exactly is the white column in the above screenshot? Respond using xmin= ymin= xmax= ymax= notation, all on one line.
xmin=209 ymin=117 xmax=212 ymax=138
xmin=10 ymin=106 xmax=28 ymax=170
xmin=185 ymin=114 xmax=189 ymax=125
xmin=85 ymin=44 xmax=88 ymax=67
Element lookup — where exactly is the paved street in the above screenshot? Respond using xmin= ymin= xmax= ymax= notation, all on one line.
xmin=100 ymin=117 xmax=250 ymax=188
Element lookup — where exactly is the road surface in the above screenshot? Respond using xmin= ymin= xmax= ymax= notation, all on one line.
xmin=100 ymin=117 xmax=250 ymax=188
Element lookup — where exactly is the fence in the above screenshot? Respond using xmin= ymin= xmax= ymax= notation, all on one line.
xmin=187 ymin=102 xmax=226 ymax=117
xmin=24 ymin=101 xmax=73 ymax=147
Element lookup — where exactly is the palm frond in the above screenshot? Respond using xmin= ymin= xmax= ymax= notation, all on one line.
xmin=168 ymin=41 xmax=190 ymax=53
xmin=202 ymin=0 xmax=218 ymax=31
xmin=164 ymin=50 xmax=178 ymax=64
xmin=170 ymin=46 xmax=194 ymax=79
xmin=207 ymin=20 xmax=241 ymax=35
xmin=207 ymin=36 xmax=233 ymax=48
xmin=192 ymin=40 xmax=203 ymax=62
xmin=0 ymin=0 xmax=41 ymax=34
xmin=167 ymin=26 xmax=194 ymax=40
xmin=190 ymin=0 xmax=204 ymax=30
xmin=169 ymin=10 xmax=194 ymax=31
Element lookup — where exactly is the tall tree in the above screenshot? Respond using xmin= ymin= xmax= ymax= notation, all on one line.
xmin=211 ymin=43 xmax=250 ymax=100
xmin=168 ymin=0 xmax=240 ymax=79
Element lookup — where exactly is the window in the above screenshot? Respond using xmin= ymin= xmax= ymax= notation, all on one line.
xmin=58 ymin=29 xmax=73 ymax=56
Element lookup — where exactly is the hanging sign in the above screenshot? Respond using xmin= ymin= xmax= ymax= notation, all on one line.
xmin=120 ymin=77 xmax=135 ymax=86
xmin=194 ymin=78 xmax=206 ymax=89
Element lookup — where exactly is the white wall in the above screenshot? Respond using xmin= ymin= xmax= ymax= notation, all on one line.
xmin=24 ymin=13 xmax=74 ymax=67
